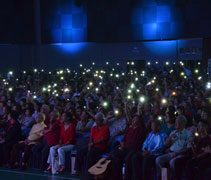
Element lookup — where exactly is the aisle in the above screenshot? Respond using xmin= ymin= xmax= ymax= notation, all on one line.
xmin=0 ymin=168 xmax=81 ymax=180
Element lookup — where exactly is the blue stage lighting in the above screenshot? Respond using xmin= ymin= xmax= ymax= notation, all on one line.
xmin=144 ymin=40 xmax=176 ymax=56
xmin=52 ymin=43 xmax=86 ymax=54
xmin=48 ymin=0 xmax=87 ymax=53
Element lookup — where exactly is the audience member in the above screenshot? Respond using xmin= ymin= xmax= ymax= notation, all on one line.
xmin=186 ymin=120 xmax=211 ymax=180
xmin=32 ymin=110 xmax=61 ymax=170
xmin=131 ymin=120 xmax=167 ymax=180
xmin=10 ymin=112 xmax=46 ymax=170
xmin=111 ymin=115 xmax=145 ymax=180
xmin=0 ymin=62 xmax=210 ymax=179
xmin=162 ymin=112 xmax=175 ymax=136
xmin=156 ymin=115 xmax=192 ymax=180
xmin=0 ymin=111 xmax=21 ymax=166
xmin=75 ymin=112 xmax=109 ymax=180
xmin=47 ymin=112 xmax=75 ymax=174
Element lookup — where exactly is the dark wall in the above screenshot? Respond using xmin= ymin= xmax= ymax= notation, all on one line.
xmin=88 ymin=0 xmax=211 ymax=41
xmin=40 ymin=0 xmax=211 ymax=43
xmin=0 ymin=38 xmax=202 ymax=73
xmin=40 ymin=0 xmax=87 ymax=43
xmin=0 ymin=0 xmax=211 ymax=43
xmin=87 ymin=0 xmax=133 ymax=42
xmin=0 ymin=0 xmax=35 ymax=43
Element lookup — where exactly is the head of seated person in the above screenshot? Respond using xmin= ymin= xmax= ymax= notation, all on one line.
xmin=95 ymin=112 xmax=105 ymax=128
xmin=41 ymin=104 xmax=50 ymax=116
xmin=36 ymin=113 xmax=45 ymax=124
xmin=175 ymin=115 xmax=187 ymax=132
xmin=25 ymin=108 xmax=34 ymax=118
xmin=62 ymin=112 xmax=74 ymax=125
xmin=197 ymin=120 xmax=209 ymax=137
xmin=50 ymin=110 xmax=60 ymax=123
xmin=131 ymin=114 xmax=144 ymax=128
xmin=8 ymin=111 xmax=19 ymax=124
xmin=151 ymin=120 xmax=162 ymax=134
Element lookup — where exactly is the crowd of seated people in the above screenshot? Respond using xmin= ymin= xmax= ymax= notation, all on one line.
xmin=32 ymin=110 xmax=61 ymax=171
xmin=10 ymin=112 xmax=46 ymax=170
xmin=0 ymin=61 xmax=210 ymax=180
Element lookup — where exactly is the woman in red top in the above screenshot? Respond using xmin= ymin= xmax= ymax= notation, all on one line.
xmin=111 ymin=114 xmax=146 ymax=180
xmin=31 ymin=110 xmax=61 ymax=171
xmin=47 ymin=112 xmax=76 ymax=174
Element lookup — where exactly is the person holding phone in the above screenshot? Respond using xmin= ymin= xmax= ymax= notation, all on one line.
xmin=74 ymin=112 xmax=109 ymax=179
xmin=104 ymin=109 xmax=127 ymax=151
xmin=47 ymin=112 xmax=75 ymax=174
xmin=10 ymin=113 xmax=46 ymax=170
xmin=111 ymin=114 xmax=145 ymax=180
xmin=156 ymin=115 xmax=192 ymax=180
xmin=0 ymin=111 xmax=21 ymax=167
xmin=130 ymin=120 xmax=167 ymax=180
xmin=186 ymin=120 xmax=211 ymax=180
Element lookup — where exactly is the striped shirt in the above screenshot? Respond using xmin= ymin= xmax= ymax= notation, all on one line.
xmin=142 ymin=131 xmax=167 ymax=155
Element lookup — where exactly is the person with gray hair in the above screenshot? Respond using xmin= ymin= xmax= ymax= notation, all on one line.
xmin=74 ymin=112 xmax=110 ymax=179
xmin=104 ymin=109 xmax=127 ymax=151
xmin=10 ymin=112 xmax=46 ymax=170
xmin=156 ymin=115 xmax=192 ymax=180
xmin=94 ymin=112 xmax=105 ymax=121
xmin=41 ymin=104 xmax=50 ymax=125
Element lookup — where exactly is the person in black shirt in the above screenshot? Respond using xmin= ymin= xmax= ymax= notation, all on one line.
xmin=0 ymin=111 xmax=21 ymax=166
xmin=186 ymin=120 xmax=211 ymax=180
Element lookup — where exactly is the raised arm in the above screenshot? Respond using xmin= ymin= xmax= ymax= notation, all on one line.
xmin=124 ymin=101 xmax=132 ymax=124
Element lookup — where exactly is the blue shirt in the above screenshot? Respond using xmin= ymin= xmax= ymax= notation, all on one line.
xmin=162 ymin=123 xmax=175 ymax=137
xmin=169 ymin=129 xmax=192 ymax=153
xmin=142 ymin=131 xmax=167 ymax=156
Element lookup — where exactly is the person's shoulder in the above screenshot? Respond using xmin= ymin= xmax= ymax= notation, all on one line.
xmin=148 ymin=131 xmax=153 ymax=136
xmin=91 ymin=125 xmax=97 ymax=130
xmin=32 ymin=123 xmax=39 ymax=127
xmin=160 ymin=132 xmax=168 ymax=138
xmin=60 ymin=124 xmax=65 ymax=129
xmin=121 ymin=117 xmax=127 ymax=121
xmin=70 ymin=123 xmax=76 ymax=128
xmin=13 ymin=121 xmax=21 ymax=129
xmin=162 ymin=122 xmax=167 ymax=127
xmin=77 ymin=120 xmax=82 ymax=125
xmin=103 ymin=124 xmax=109 ymax=129
xmin=89 ymin=119 xmax=94 ymax=123
xmin=55 ymin=120 xmax=62 ymax=127
xmin=184 ymin=129 xmax=192 ymax=136
xmin=15 ymin=121 xmax=21 ymax=126
xmin=170 ymin=129 xmax=177 ymax=135
xmin=145 ymin=132 xmax=153 ymax=138
xmin=43 ymin=123 xmax=47 ymax=127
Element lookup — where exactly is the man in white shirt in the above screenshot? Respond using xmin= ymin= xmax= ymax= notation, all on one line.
xmin=156 ymin=115 xmax=192 ymax=180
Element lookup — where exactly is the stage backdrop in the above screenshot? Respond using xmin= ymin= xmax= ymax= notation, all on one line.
xmin=40 ymin=0 xmax=211 ymax=43
xmin=0 ymin=0 xmax=211 ymax=43
xmin=0 ymin=38 xmax=202 ymax=73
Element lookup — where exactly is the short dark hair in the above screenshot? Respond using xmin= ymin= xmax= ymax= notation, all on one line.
xmin=151 ymin=120 xmax=162 ymax=128
xmin=64 ymin=112 xmax=74 ymax=123
xmin=168 ymin=105 xmax=175 ymax=114
xmin=198 ymin=120 xmax=209 ymax=127
xmin=177 ymin=106 xmax=185 ymax=113
xmin=167 ymin=112 xmax=176 ymax=123
xmin=9 ymin=111 xmax=19 ymax=120
xmin=25 ymin=108 xmax=34 ymax=115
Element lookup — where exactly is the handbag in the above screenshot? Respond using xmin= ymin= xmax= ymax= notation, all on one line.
xmin=52 ymin=152 xmax=60 ymax=174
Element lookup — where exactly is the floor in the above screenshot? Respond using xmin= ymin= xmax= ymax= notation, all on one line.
xmin=0 ymin=168 xmax=81 ymax=180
